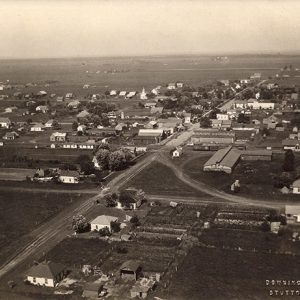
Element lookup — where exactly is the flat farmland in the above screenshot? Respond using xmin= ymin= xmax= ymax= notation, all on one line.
xmin=158 ymin=246 xmax=300 ymax=300
xmin=0 ymin=190 xmax=83 ymax=266
xmin=0 ymin=55 xmax=297 ymax=93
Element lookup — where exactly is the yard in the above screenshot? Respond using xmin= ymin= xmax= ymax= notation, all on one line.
xmin=124 ymin=161 xmax=211 ymax=198
xmin=157 ymin=246 xmax=300 ymax=300
xmin=182 ymin=152 xmax=300 ymax=201
xmin=0 ymin=190 xmax=83 ymax=266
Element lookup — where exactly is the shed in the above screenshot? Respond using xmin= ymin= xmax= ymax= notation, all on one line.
xmin=119 ymin=260 xmax=141 ymax=281
xmin=82 ymin=282 xmax=104 ymax=298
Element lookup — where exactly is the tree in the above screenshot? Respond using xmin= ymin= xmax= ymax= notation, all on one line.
xmin=110 ymin=221 xmax=121 ymax=233
xmin=96 ymin=148 xmax=110 ymax=170
xmin=282 ymin=150 xmax=295 ymax=172
xmin=130 ymin=215 xmax=140 ymax=227
xmin=72 ymin=121 xmax=78 ymax=131
xmin=200 ymin=117 xmax=211 ymax=128
xmin=108 ymin=149 xmax=132 ymax=171
xmin=72 ymin=215 xmax=90 ymax=233
xmin=261 ymin=221 xmax=270 ymax=232
xmin=77 ymin=155 xmax=95 ymax=175
xmin=98 ymin=226 xmax=110 ymax=236
xmin=105 ymin=194 xmax=117 ymax=207
xmin=237 ymin=113 xmax=250 ymax=124
xmin=261 ymin=127 xmax=270 ymax=137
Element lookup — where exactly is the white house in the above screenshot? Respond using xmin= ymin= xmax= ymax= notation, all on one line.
xmin=119 ymin=91 xmax=127 ymax=97
xmin=285 ymin=205 xmax=300 ymax=223
xmin=216 ymin=113 xmax=229 ymax=121
xmin=30 ymin=123 xmax=44 ymax=132
xmin=0 ymin=117 xmax=11 ymax=129
xmin=110 ymin=90 xmax=117 ymax=96
xmin=167 ymin=83 xmax=176 ymax=90
xmin=183 ymin=112 xmax=191 ymax=124
xmin=36 ymin=105 xmax=49 ymax=113
xmin=292 ymin=179 xmax=300 ymax=194
xmin=45 ymin=119 xmax=54 ymax=128
xmin=90 ymin=215 xmax=118 ymax=232
xmin=172 ymin=147 xmax=183 ymax=158
xmin=65 ymin=93 xmax=73 ymax=99
xmin=126 ymin=91 xmax=137 ymax=98
xmin=26 ymin=261 xmax=66 ymax=288
xmin=59 ymin=170 xmax=79 ymax=184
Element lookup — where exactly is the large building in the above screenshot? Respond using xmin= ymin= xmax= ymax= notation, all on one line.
xmin=191 ymin=129 xmax=235 ymax=145
xmin=203 ymin=146 xmax=240 ymax=174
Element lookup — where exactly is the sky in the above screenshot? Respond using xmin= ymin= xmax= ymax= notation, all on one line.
xmin=0 ymin=0 xmax=300 ymax=58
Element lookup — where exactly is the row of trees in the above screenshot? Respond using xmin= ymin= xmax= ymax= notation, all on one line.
xmin=94 ymin=144 xmax=135 ymax=171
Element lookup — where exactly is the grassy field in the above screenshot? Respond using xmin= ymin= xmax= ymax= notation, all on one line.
xmin=158 ymin=246 xmax=300 ymax=300
xmin=0 ymin=190 xmax=82 ymax=266
xmin=124 ymin=161 xmax=211 ymax=198
xmin=183 ymin=153 xmax=300 ymax=200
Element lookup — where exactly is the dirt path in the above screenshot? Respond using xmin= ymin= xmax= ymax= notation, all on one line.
xmin=155 ymin=152 xmax=286 ymax=209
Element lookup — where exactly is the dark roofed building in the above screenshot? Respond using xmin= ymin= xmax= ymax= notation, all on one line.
xmin=26 ymin=261 xmax=66 ymax=287
xmin=119 ymin=260 xmax=141 ymax=281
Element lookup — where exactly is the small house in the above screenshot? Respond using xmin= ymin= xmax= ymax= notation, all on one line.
xmin=77 ymin=110 xmax=90 ymax=119
xmin=119 ymin=260 xmax=141 ymax=281
xmin=50 ymin=132 xmax=67 ymax=142
xmin=36 ymin=105 xmax=49 ymax=114
xmin=65 ymin=93 xmax=73 ymax=99
xmin=30 ymin=123 xmax=44 ymax=132
xmin=0 ymin=117 xmax=11 ymax=129
xmin=118 ymin=188 xmax=144 ymax=210
xmin=26 ymin=261 xmax=66 ymax=287
xmin=67 ymin=100 xmax=80 ymax=109
xmin=171 ymin=147 xmax=183 ymax=158
xmin=56 ymin=96 xmax=64 ymax=102
xmin=82 ymin=282 xmax=105 ymax=299
xmin=285 ymin=205 xmax=300 ymax=223
xmin=292 ymin=179 xmax=300 ymax=194
xmin=90 ymin=215 xmax=118 ymax=233
xmin=45 ymin=119 xmax=54 ymax=128
xmin=167 ymin=83 xmax=176 ymax=90
xmin=59 ymin=170 xmax=79 ymax=184
xmin=3 ymin=131 xmax=19 ymax=140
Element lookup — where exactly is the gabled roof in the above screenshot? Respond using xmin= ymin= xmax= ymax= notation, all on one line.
xmin=27 ymin=261 xmax=65 ymax=279
xmin=60 ymin=170 xmax=79 ymax=177
xmin=0 ymin=117 xmax=10 ymax=123
xmin=286 ymin=205 xmax=300 ymax=215
xmin=120 ymin=260 xmax=141 ymax=272
xmin=90 ymin=215 xmax=118 ymax=226
xmin=292 ymin=179 xmax=300 ymax=189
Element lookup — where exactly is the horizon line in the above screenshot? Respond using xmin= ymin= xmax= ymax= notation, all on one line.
xmin=0 ymin=50 xmax=300 ymax=61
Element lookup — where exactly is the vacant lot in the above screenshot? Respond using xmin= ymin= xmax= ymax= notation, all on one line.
xmin=124 ymin=161 xmax=211 ymax=198
xmin=158 ymin=246 xmax=300 ymax=300
xmin=183 ymin=153 xmax=300 ymax=200
xmin=0 ymin=190 xmax=82 ymax=266
xmin=44 ymin=237 xmax=110 ymax=268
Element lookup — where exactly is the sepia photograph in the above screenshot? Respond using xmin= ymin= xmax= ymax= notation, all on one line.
xmin=1 ymin=0 xmax=300 ymax=299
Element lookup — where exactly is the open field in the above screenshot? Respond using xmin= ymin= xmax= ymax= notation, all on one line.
xmin=0 ymin=190 xmax=83 ymax=266
xmin=158 ymin=246 xmax=300 ymax=300
xmin=0 ymin=55 xmax=299 ymax=94
xmin=183 ymin=153 xmax=300 ymax=201
xmin=124 ymin=161 xmax=211 ymax=198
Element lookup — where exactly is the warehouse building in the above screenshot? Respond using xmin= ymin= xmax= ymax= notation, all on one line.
xmin=203 ymin=146 xmax=241 ymax=174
